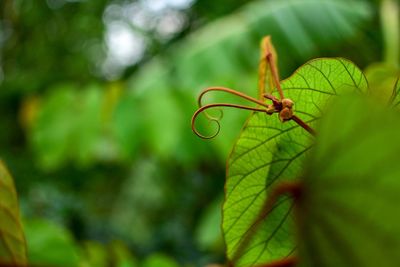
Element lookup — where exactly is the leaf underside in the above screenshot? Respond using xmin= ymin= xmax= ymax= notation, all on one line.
xmin=0 ymin=161 xmax=27 ymax=265
xmin=298 ymin=96 xmax=400 ymax=267
xmin=223 ymin=58 xmax=368 ymax=266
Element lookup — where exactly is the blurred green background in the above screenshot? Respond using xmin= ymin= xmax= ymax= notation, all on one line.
xmin=0 ymin=0 xmax=397 ymax=266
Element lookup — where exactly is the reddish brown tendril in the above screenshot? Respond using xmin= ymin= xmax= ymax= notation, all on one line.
xmin=191 ymin=103 xmax=269 ymax=139
xmin=192 ymin=87 xmax=276 ymax=139
xmin=192 ymin=86 xmax=316 ymax=139
xmin=198 ymin=87 xmax=271 ymax=110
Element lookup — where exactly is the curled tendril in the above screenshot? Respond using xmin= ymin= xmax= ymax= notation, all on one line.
xmin=192 ymin=86 xmax=316 ymax=139
xmin=192 ymin=87 xmax=275 ymax=139
xmin=191 ymin=103 xmax=268 ymax=139
xmin=198 ymin=87 xmax=271 ymax=110
xmin=196 ymin=87 xmax=272 ymax=123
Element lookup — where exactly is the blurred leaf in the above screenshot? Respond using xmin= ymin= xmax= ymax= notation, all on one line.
xmin=112 ymin=94 xmax=142 ymax=160
xmin=172 ymin=0 xmax=372 ymax=90
xmin=31 ymin=85 xmax=76 ymax=169
xmin=364 ymin=63 xmax=400 ymax=103
xmin=102 ymin=83 xmax=123 ymax=123
xmin=72 ymin=85 xmax=104 ymax=165
xmin=224 ymin=58 xmax=368 ymax=266
xmin=195 ymin=197 xmax=224 ymax=252
xmin=19 ymin=96 xmax=40 ymax=131
xmin=143 ymin=88 xmax=183 ymax=158
xmin=380 ymin=0 xmax=399 ymax=67
xmin=79 ymin=240 xmax=138 ymax=267
xmin=298 ymin=96 xmax=400 ymax=267
xmin=80 ymin=241 xmax=108 ymax=267
xmin=141 ymin=253 xmax=179 ymax=267
xmin=1 ymin=1 xmax=108 ymax=94
xmin=24 ymin=218 xmax=81 ymax=267
xmin=111 ymin=159 xmax=165 ymax=248
xmin=31 ymin=84 xmax=119 ymax=169
xmin=109 ymin=240 xmax=138 ymax=267
xmin=0 ymin=161 xmax=27 ymax=265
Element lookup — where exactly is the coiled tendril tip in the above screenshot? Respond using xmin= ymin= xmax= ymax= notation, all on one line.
xmin=191 ymin=87 xmax=274 ymax=139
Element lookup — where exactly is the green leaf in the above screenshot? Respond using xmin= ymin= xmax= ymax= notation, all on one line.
xmin=298 ymin=96 xmax=400 ymax=267
xmin=112 ymin=94 xmax=142 ymax=160
xmin=224 ymin=58 xmax=368 ymax=266
xmin=24 ymin=218 xmax=81 ymax=267
xmin=0 ymin=160 xmax=27 ymax=266
xmin=31 ymin=83 xmax=115 ymax=169
xmin=109 ymin=241 xmax=138 ymax=267
xmin=80 ymin=240 xmax=139 ymax=267
xmin=194 ymin=196 xmax=224 ymax=252
xmin=81 ymin=241 xmax=108 ymax=267
xmin=31 ymin=85 xmax=76 ymax=170
xmin=141 ymin=253 xmax=179 ymax=267
xmin=364 ymin=63 xmax=400 ymax=103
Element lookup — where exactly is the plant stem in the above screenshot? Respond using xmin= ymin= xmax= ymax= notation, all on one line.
xmin=291 ymin=115 xmax=316 ymax=136
xmin=267 ymin=53 xmax=284 ymax=100
xmin=255 ymin=257 xmax=298 ymax=267
xmin=259 ymin=38 xmax=269 ymax=99
xmin=381 ymin=0 xmax=399 ymax=67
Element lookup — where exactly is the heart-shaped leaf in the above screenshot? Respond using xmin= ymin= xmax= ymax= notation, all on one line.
xmin=224 ymin=58 xmax=368 ymax=266
xmin=0 ymin=161 xmax=27 ymax=265
xmin=297 ymin=96 xmax=400 ymax=267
